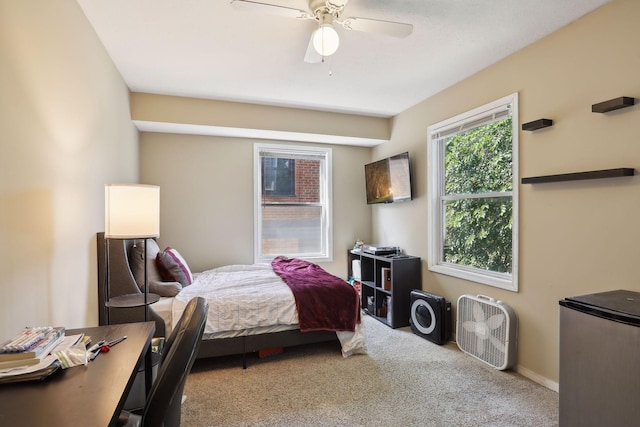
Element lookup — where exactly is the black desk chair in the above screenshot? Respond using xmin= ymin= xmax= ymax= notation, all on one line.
xmin=119 ymin=297 xmax=208 ymax=427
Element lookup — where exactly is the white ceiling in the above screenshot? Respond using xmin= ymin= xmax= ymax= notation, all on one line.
xmin=77 ymin=0 xmax=610 ymax=118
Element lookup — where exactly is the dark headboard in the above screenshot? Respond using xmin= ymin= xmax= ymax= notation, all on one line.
xmin=96 ymin=232 xmax=165 ymax=337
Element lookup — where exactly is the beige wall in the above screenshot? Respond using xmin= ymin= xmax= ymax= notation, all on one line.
xmin=0 ymin=0 xmax=138 ymax=339
xmin=131 ymin=93 xmax=391 ymax=146
xmin=139 ymin=133 xmax=371 ymax=277
xmin=372 ymin=0 xmax=640 ymax=388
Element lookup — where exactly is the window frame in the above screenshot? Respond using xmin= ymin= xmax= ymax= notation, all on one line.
xmin=254 ymin=142 xmax=333 ymax=263
xmin=427 ymin=93 xmax=519 ymax=292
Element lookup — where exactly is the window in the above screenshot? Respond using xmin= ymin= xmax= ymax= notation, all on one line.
xmin=262 ymin=157 xmax=295 ymax=197
xmin=427 ymin=93 xmax=519 ymax=291
xmin=254 ymin=143 xmax=332 ymax=263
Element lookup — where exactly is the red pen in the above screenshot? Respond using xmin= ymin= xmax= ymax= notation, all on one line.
xmin=100 ymin=336 xmax=127 ymax=353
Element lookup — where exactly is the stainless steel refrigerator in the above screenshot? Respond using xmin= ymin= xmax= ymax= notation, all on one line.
xmin=559 ymin=290 xmax=640 ymax=426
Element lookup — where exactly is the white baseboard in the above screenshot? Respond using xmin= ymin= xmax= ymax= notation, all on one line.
xmin=516 ymin=365 xmax=559 ymax=392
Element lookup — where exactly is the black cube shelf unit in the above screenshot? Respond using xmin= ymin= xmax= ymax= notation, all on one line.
xmin=348 ymin=250 xmax=421 ymax=328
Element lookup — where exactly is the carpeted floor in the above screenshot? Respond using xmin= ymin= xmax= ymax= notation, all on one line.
xmin=182 ymin=315 xmax=558 ymax=426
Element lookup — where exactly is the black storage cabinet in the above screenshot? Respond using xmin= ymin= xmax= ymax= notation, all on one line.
xmin=559 ymin=290 xmax=640 ymax=427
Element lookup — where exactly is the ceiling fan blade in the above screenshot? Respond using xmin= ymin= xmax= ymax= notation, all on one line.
xmin=327 ymin=0 xmax=350 ymax=9
xmin=230 ymin=0 xmax=313 ymax=20
xmin=304 ymin=32 xmax=323 ymax=63
xmin=339 ymin=17 xmax=413 ymax=38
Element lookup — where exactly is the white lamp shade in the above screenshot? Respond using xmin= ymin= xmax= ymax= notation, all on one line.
xmin=105 ymin=184 xmax=160 ymax=239
xmin=313 ymin=24 xmax=340 ymax=56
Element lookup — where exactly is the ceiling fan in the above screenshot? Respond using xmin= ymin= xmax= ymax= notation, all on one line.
xmin=230 ymin=0 xmax=413 ymax=63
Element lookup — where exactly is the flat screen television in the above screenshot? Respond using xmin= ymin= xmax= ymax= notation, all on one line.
xmin=365 ymin=152 xmax=413 ymax=204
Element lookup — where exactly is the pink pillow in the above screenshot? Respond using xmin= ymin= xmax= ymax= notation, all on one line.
xmin=156 ymin=247 xmax=193 ymax=287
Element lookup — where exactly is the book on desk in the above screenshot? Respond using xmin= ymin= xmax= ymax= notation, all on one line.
xmin=0 ymin=333 xmax=86 ymax=385
xmin=0 ymin=327 xmax=65 ymax=371
xmin=0 ymin=360 xmax=61 ymax=384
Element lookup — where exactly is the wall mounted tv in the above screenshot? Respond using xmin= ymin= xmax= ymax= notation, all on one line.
xmin=365 ymin=152 xmax=413 ymax=204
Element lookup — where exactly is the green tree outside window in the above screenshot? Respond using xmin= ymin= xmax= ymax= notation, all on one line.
xmin=442 ymin=117 xmax=513 ymax=273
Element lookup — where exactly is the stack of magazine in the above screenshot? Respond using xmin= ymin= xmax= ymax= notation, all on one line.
xmin=0 ymin=327 xmax=69 ymax=384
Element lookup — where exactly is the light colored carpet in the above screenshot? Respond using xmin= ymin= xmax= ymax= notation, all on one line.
xmin=182 ymin=315 xmax=558 ymax=426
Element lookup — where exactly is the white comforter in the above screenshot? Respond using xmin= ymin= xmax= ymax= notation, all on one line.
xmin=172 ymin=264 xmax=298 ymax=335
xmin=171 ymin=263 xmax=367 ymax=357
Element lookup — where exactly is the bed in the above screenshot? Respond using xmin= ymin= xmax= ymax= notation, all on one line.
xmin=96 ymin=233 xmax=365 ymax=366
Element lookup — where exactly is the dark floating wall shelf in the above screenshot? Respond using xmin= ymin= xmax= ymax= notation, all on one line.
xmin=522 ymin=119 xmax=553 ymax=131
xmin=592 ymin=97 xmax=635 ymax=113
xmin=521 ymin=168 xmax=635 ymax=184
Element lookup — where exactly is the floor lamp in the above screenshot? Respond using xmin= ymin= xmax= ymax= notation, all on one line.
xmin=104 ymin=184 xmax=160 ymax=323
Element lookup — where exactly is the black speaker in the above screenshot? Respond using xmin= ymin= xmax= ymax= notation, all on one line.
xmin=409 ymin=290 xmax=452 ymax=345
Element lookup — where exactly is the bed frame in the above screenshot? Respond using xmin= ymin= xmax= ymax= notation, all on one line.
xmin=96 ymin=233 xmax=337 ymax=366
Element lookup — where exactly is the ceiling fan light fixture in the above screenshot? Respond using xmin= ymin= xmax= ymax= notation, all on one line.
xmin=312 ymin=23 xmax=340 ymax=56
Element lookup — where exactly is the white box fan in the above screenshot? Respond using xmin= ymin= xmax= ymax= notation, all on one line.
xmin=456 ymin=294 xmax=518 ymax=370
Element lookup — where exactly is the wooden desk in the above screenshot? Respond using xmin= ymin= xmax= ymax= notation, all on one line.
xmin=0 ymin=322 xmax=155 ymax=427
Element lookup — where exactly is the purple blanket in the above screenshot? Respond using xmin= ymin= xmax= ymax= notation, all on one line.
xmin=271 ymin=256 xmax=360 ymax=332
